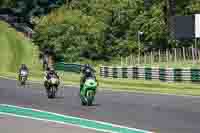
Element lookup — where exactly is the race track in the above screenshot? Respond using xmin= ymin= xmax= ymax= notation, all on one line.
xmin=0 ymin=115 xmax=102 ymax=133
xmin=0 ymin=78 xmax=200 ymax=133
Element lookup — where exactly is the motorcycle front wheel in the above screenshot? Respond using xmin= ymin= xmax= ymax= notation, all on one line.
xmin=20 ymin=77 xmax=26 ymax=86
xmin=47 ymin=86 xmax=57 ymax=99
xmin=86 ymin=90 xmax=95 ymax=106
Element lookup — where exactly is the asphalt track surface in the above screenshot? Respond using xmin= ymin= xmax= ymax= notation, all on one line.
xmin=0 ymin=115 xmax=102 ymax=133
xmin=0 ymin=78 xmax=200 ymax=133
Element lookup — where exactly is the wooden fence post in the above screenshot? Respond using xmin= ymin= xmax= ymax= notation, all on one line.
xmin=192 ymin=45 xmax=195 ymax=64
xmin=174 ymin=48 xmax=177 ymax=63
xmin=126 ymin=56 xmax=128 ymax=66
xmin=168 ymin=49 xmax=171 ymax=64
xmin=182 ymin=47 xmax=186 ymax=63
xmin=159 ymin=49 xmax=161 ymax=63
xmin=166 ymin=49 xmax=168 ymax=64
xmin=121 ymin=57 xmax=123 ymax=66
xmin=198 ymin=49 xmax=200 ymax=62
xmin=151 ymin=50 xmax=153 ymax=65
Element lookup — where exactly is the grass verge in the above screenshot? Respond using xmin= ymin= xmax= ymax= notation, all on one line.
xmin=0 ymin=21 xmax=42 ymax=75
xmin=59 ymin=72 xmax=200 ymax=96
xmin=2 ymin=71 xmax=200 ymax=96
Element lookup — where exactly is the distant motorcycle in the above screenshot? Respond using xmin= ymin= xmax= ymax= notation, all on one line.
xmin=42 ymin=55 xmax=49 ymax=71
xmin=43 ymin=63 xmax=48 ymax=71
xmin=45 ymin=75 xmax=60 ymax=98
xmin=80 ymin=77 xmax=97 ymax=106
xmin=19 ymin=70 xmax=28 ymax=86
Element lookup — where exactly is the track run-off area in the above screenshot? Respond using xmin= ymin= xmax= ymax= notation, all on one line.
xmin=0 ymin=78 xmax=200 ymax=133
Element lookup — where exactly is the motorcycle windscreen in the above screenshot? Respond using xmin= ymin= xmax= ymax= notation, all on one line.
xmin=84 ymin=78 xmax=97 ymax=89
xmin=20 ymin=70 xmax=27 ymax=76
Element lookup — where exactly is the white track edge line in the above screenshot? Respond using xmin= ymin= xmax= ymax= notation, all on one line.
xmin=0 ymin=112 xmax=117 ymax=133
xmin=0 ymin=104 xmax=152 ymax=133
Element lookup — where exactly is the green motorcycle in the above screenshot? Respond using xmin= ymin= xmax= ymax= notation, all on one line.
xmin=80 ymin=77 xmax=97 ymax=106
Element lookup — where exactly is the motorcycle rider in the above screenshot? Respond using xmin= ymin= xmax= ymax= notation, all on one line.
xmin=44 ymin=67 xmax=59 ymax=89
xmin=80 ymin=64 xmax=96 ymax=92
xmin=43 ymin=54 xmax=49 ymax=70
xmin=18 ymin=64 xmax=29 ymax=81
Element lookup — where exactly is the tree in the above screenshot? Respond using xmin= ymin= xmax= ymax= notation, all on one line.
xmin=33 ymin=0 xmax=200 ymax=62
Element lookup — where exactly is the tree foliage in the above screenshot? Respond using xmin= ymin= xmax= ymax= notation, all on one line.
xmin=31 ymin=0 xmax=200 ymax=61
xmin=0 ymin=0 xmax=66 ymax=25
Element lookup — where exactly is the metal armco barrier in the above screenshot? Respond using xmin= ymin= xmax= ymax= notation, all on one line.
xmin=100 ymin=66 xmax=200 ymax=82
xmin=54 ymin=62 xmax=82 ymax=73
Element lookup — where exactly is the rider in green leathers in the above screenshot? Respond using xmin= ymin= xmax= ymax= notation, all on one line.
xmin=80 ymin=64 xmax=96 ymax=92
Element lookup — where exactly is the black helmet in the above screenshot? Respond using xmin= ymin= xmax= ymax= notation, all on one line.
xmin=49 ymin=71 xmax=54 ymax=74
xmin=85 ymin=68 xmax=92 ymax=77
xmin=50 ymin=67 xmax=55 ymax=73
xmin=84 ymin=64 xmax=90 ymax=68
xmin=21 ymin=64 xmax=26 ymax=68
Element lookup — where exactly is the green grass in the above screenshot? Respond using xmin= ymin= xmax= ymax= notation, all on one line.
xmin=47 ymin=72 xmax=200 ymax=96
xmin=0 ymin=21 xmax=42 ymax=76
xmin=99 ymin=78 xmax=200 ymax=96
xmin=48 ymin=72 xmax=200 ymax=96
